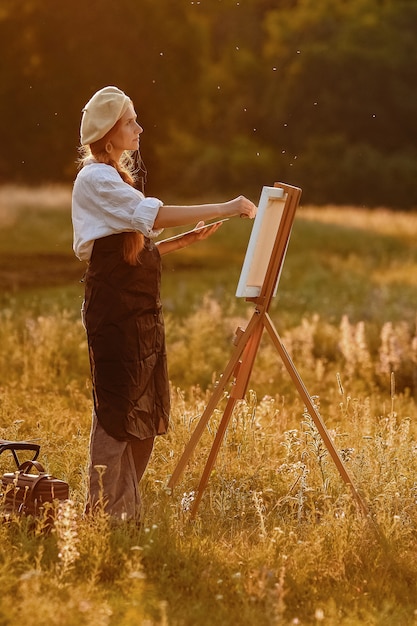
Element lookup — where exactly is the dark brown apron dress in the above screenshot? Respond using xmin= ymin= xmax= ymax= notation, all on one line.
xmin=83 ymin=233 xmax=170 ymax=441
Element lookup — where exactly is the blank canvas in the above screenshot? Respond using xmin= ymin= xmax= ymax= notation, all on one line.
xmin=236 ymin=186 xmax=289 ymax=298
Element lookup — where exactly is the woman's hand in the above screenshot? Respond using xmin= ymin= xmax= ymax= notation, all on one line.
xmin=156 ymin=220 xmax=225 ymax=255
xmin=223 ymin=195 xmax=257 ymax=219
xmin=183 ymin=220 xmax=223 ymax=244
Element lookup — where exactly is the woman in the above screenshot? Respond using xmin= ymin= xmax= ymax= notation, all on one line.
xmin=72 ymin=86 xmax=256 ymax=521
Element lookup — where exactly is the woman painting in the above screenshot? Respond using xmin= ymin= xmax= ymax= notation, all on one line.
xmin=72 ymin=86 xmax=256 ymax=521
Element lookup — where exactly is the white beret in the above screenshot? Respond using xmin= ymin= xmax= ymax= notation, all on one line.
xmin=80 ymin=86 xmax=131 ymax=146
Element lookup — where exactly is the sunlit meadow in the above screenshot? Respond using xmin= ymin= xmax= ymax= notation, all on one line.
xmin=0 ymin=187 xmax=417 ymax=625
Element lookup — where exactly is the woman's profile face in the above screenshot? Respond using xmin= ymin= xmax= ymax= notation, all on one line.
xmin=110 ymin=103 xmax=143 ymax=155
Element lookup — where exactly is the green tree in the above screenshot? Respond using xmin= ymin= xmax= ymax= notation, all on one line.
xmin=261 ymin=0 xmax=417 ymax=206
xmin=1 ymin=0 xmax=416 ymax=207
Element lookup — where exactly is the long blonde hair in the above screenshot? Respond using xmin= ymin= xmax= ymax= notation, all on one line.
xmin=78 ymin=131 xmax=145 ymax=265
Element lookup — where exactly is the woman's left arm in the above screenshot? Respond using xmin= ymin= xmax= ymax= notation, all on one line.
xmin=156 ymin=221 xmax=223 ymax=256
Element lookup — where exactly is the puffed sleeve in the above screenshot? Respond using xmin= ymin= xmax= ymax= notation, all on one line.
xmin=131 ymin=196 xmax=164 ymax=238
xmin=95 ymin=167 xmax=163 ymax=236
xmin=72 ymin=162 xmax=164 ymax=261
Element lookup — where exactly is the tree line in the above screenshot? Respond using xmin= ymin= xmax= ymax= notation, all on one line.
xmin=1 ymin=0 xmax=417 ymax=207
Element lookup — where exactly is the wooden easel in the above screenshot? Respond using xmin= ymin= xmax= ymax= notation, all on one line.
xmin=168 ymin=182 xmax=368 ymax=518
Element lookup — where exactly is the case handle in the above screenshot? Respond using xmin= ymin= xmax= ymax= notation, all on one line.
xmin=17 ymin=460 xmax=47 ymax=475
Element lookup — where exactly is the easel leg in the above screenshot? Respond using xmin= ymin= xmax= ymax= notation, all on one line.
xmin=189 ymin=321 xmax=265 ymax=517
xmin=263 ymin=312 xmax=369 ymax=516
xmin=167 ymin=312 xmax=263 ymax=491
xmin=189 ymin=396 xmax=237 ymax=517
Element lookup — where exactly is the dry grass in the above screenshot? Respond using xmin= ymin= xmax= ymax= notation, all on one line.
xmin=300 ymin=204 xmax=417 ymax=240
xmin=0 ymin=184 xmax=71 ymax=228
xmin=0 ymin=187 xmax=417 ymax=624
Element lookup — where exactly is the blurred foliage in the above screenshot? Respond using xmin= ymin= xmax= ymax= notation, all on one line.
xmin=1 ymin=0 xmax=417 ymax=207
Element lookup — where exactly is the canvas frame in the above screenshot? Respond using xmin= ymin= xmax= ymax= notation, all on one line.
xmin=236 ymin=185 xmax=293 ymax=299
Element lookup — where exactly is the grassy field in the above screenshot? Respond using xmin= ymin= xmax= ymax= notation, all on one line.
xmin=0 ymin=186 xmax=417 ymax=625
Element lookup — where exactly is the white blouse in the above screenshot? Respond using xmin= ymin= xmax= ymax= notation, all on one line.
xmin=72 ymin=161 xmax=163 ymax=261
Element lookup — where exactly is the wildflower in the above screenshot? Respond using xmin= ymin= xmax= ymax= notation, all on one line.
xmin=78 ymin=601 xmax=91 ymax=613
xmin=340 ymin=447 xmax=355 ymax=462
xmin=19 ymin=569 xmax=41 ymax=581
xmin=180 ymin=491 xmax=195 ymax=512
xmin=55 ymin=500 xmax=80 ymax=575
xmin=129 ymin=570 xmax=146 ymax=580
xmin=378 ymin=322 xmax=403 ymax=375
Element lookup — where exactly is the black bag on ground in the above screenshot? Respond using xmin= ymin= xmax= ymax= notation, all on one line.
xmin=1 ymin=459 xmax=69 ymax=517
